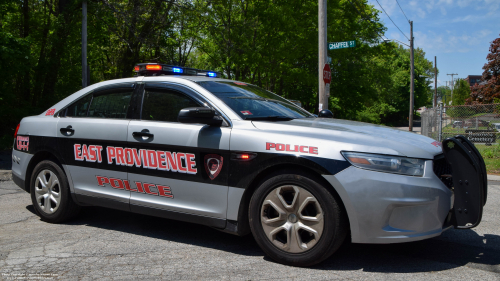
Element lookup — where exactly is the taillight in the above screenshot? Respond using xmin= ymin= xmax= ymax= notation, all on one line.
xmin=14 ymin=124 xmax=20 ymax=138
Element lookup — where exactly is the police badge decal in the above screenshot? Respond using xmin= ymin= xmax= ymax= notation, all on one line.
xmin=204 ymin=154 xmax=223 ymax=180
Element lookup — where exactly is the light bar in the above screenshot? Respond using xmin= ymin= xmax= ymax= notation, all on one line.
xmin=133 ymin=63 xmax=220 ymax=77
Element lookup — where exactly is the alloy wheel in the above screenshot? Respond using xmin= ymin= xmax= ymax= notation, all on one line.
xmin=34 ymin=169 xmax=61 ymax=214
xmin=260 ymin=185 xmax=324 ymax=253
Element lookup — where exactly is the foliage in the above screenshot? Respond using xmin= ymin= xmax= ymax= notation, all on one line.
xmin=445 ymin=78 xmax=472 ymax=118
xmin=437 ymin=85 xmax=451 ymax=104
xmin=452 ymin=79 xmax=470 ymax=106
xmin=469 ymin=33 xmax=500 ymax=104
xmin=475 ymin=142 xmax=500 ymax=175
xmin=372 ymin=45 xmax=434 ymax=124
xmin=0 ymin=0 xmax=437 ymax=145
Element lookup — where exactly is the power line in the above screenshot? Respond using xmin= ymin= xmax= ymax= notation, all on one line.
xmin=395 ymin=0 xmax=410 ymax=23
xmin=346 ymin=0 xmax=387 ymax=42
xmin=375 ymin=0 xmax=410 ymax=41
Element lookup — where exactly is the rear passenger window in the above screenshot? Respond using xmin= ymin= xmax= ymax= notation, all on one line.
xmin=65 ymin=94 xmax=92 ymax=117
xmin=142 ymin=90 xmax=200 ymax=122
xmin=88 ymin=91 xmax=133 ymax=119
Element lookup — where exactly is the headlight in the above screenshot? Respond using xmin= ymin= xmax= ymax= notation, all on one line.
xmin=341 ymin=152 xmax=425 ymax=176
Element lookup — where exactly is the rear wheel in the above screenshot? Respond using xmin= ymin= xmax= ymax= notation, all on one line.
xmin=249 ymin=171 xmax=347 ymax=266
xmin=30 ymin=160 xmax=80 ymax=223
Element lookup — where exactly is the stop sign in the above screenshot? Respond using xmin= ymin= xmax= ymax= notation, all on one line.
xmin=323 ymin=64 xmax=331 ymax=84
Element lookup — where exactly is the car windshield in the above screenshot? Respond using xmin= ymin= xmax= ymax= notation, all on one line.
xmin=197 ymin=81 xmax=313 ymax=120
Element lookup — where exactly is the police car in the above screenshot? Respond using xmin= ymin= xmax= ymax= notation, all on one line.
xmin=12 ymin=63 xmax=487 ymax=266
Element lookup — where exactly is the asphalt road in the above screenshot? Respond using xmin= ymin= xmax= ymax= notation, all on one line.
xmin=1 ymin=179 xmax=499 ymax=281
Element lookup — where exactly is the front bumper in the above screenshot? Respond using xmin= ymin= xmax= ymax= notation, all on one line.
xmin=323 ymin=160 xmax=453 ymax=244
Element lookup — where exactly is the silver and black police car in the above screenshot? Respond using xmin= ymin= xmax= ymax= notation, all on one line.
xmin=11 ymin=63 xmax=487 ymax=266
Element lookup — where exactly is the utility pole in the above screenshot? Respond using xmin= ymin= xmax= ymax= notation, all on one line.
xmin=82 ymin=0 xmax=88 ymax=88
xmin=447 ymin=73 xmax=458 ymax=104
xmin=445 ymin=81 xmax=448 ymax=105
xmin=434 ymin=56 xmax=437 ymax=108
xmin=409 ymin=21 xmax=414 ymax=131
xmin=318 ymin=0 xmax=328 ymax=112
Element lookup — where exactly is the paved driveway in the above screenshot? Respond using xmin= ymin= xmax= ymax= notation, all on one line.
xmin=1 ymin=179 xmax=499 ymax=280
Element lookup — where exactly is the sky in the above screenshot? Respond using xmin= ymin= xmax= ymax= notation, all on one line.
xmin=366 ymin=0 xmax=500 ymax=89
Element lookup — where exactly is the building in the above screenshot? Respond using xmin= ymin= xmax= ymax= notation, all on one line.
xmin=465 ymin=75 xmax=482 ymax=86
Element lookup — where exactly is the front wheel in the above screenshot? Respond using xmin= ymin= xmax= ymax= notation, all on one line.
xmin=249 ymin=171 xmax=348 ymax=267
xmin=30 ymin=160 xmax=80 ymax=223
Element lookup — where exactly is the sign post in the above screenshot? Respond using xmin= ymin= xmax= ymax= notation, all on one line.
xmin=328 ymin=40 xmax=356 ymax=50
xmin=318 ymin=0 xmax=327 ymax=112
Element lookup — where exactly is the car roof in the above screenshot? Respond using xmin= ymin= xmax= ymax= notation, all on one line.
xmin=138 ymin=75 xmax=246 ymax=84
xmin=169 ymin=76 xmax=233 ymax=83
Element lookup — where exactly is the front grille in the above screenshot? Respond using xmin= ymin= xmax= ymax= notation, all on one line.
xmin=433 ymin=154 xmax=453 ymax=189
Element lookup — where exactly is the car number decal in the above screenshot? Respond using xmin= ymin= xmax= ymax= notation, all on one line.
xmin=16 ymin=136 xmax=29 ymax=151
xmin=74 ymin=144 xmax=197 ymax=174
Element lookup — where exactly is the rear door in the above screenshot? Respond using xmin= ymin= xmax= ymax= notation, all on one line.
xmin=127 ymin=83 xmax=231 ymax=227
xmin=57 ymin=83 xmax=140 ymax=209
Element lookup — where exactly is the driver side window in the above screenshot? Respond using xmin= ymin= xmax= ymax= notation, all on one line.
xmin=141 ymin=89 xmax=200 ymax=122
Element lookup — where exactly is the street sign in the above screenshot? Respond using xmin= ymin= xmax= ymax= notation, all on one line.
xmin=328 ymin=40 xmax=356 ymax=50
xmin=323 ymin=64 xmax=331 ymax=84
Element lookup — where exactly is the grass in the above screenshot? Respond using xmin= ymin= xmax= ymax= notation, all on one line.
xmin=475 ymin=142 xmax=500 ymax=175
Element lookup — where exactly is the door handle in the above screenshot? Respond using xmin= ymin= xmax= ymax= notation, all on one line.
xmin=60 ymin=126 xmax=74 ymax=135
xmin=132 ymin=131 xmax=154 ymax=138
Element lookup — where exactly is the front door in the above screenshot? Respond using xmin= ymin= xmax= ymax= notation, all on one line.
xmin=127 ymin=83 xmax=231 ymax=227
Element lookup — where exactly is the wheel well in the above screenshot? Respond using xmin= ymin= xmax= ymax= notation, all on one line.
xmin=25 ymin=151 xmax=63 ymax=186
xmin=236 ymin=163 xmax=350 ymax=237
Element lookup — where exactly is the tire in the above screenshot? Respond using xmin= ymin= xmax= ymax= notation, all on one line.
xmin=30 ymin=160 xmax=80 ymax=223
xmin=249 ymin=170 xmax=348 ymax=267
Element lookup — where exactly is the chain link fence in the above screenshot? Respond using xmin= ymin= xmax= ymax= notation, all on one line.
xmin=421 ymin=103 xmax=500 ymax=145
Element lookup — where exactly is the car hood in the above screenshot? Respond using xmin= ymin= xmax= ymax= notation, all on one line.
xmin=251 ymin=118 xmax=443 ymax=159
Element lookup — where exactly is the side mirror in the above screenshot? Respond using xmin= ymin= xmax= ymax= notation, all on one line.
xmin=318 ymin=109 xmax=334 ymax=118
xmin=178 ymin=107 xmax=223 ymax=126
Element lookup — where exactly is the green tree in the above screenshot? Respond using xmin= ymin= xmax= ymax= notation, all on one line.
xmin=452 ymin=79 xmax=470 ymax=106
xmin=0 ymin=0 xmax=439 ymax=149
xmin=437 ymin=85 xmax=451 ymax=104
